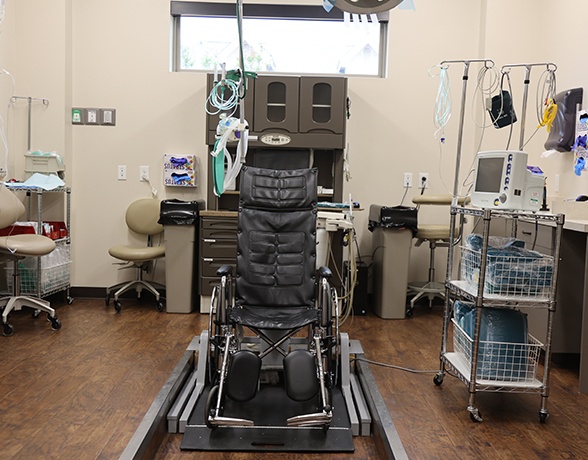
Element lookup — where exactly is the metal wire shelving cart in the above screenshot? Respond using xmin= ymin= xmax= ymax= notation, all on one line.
xmin=4 ymin=184 xmax=73 ymax=304
xmin=434 ymin=206 xmax=564 ymax=423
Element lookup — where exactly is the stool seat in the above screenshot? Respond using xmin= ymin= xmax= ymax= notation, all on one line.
xmin=0 ymin=234 xmax=56 ymax=257
xmin=108 ymin=244 xmax=165 ymax=263
xmin=415 ymin=224 xmax=451 ymax=241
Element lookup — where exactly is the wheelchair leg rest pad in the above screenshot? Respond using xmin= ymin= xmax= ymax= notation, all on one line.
xmin=226 ymin=350 xmax=261 ymax=402
xmin=283 ymin=349 xmax=318 ymax=402
xmin=181 ymin=385 xmax=353 ymax=452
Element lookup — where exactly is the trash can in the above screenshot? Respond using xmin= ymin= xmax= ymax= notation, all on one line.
xmin=159 ymin=199 xmax=205 ymax=313
xmin=368 ymin=204 xmax=417 ymax=319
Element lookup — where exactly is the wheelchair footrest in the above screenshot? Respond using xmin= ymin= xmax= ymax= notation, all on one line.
xmin=208 ymin=415 xmax=255 ymax=427
xmin=287 ymin=411 xmax=332 ymax=427
xmin=283 ymin=349 xmax=318 ymax=402
xmin=226 ymin=350 xmax=261 ymax=402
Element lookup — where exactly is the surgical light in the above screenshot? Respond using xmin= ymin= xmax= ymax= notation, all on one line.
xmin=333 ymin=0 xmax=404 ymax=14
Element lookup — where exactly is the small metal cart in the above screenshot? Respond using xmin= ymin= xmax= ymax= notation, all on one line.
xmin=4 ymin=184 xmax=73 ymax=304
xmin=434 ymin=206 xmax=564 ymax=423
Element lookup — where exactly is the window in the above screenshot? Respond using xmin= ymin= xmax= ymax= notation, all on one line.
xmin=171 ymin=2 xmax=389 ymax=77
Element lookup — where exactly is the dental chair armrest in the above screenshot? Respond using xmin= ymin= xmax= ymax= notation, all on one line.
xmin=216 ymin=265 xmax=234 ymax=277
xmin=317 ymin=266 xmax=332 ymax=279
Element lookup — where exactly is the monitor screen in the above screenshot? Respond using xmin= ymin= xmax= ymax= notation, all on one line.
xmin=475 ymin=157 xmax=504 ymax=193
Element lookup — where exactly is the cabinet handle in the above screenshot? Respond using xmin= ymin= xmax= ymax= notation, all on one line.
xmin=203 ymin=238 xmax=216 ymax=243
xmin=521 ymin=231 xmax=533 ymax=236
xmin=203 ymin=258 xmax=213 ymax=262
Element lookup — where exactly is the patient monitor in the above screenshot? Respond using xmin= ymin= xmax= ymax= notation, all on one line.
xmin=470 ymin=150 xmax=544 ymax=212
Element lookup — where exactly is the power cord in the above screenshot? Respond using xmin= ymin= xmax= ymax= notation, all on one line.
xmin=351 ymin=357 xmax=439 ymax=375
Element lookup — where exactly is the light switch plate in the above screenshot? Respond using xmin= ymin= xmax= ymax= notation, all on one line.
xmin=100 ymin=108 xmax=116 ymax=126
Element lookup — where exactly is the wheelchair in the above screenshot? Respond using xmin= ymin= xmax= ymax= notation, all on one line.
xmin=205 ymin=166 xmax=340 ymax=431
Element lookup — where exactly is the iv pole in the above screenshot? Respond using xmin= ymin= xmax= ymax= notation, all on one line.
xmin=439 ymin=59 xmax=495 ymax=203
xmin=436 ymin=58 xmax=495 ymax=366
xmin=10 ymin=96 xmax=49 ymax=151
xmin=500 ymin=62 xmax=557 ymax=150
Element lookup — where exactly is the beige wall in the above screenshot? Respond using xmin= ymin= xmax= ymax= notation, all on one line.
xmin=2 ymin=0 xmax=585 ymax=289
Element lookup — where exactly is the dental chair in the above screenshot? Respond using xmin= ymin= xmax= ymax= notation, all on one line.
xmin=206 ymin=166 xmax=339 ymax=431
xmin=0 ymin=185 xmax=62 ymax=336
xmin=105 ymin=198 xmax=165 ymax=312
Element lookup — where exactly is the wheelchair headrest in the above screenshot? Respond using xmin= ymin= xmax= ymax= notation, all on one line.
xmin=239 ymin=167 xmax=317 ymax=210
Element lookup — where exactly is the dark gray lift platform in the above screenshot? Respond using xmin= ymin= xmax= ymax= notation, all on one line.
xmin=120 ymin=332 xmax=408 ymax=459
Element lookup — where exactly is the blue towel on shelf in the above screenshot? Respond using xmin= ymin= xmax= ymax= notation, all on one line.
xmin=453 ymin=301 xmax=530 ymax=381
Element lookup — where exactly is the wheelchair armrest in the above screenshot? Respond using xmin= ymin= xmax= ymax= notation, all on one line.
xmin=216 ymin=265 xmax=234 ymax=277
xmin=317 ymin=266 xmax=332 ymax=279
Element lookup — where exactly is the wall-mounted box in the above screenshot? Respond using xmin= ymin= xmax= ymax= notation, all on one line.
xmin=72 ymin=108 xmax=85 ymax=124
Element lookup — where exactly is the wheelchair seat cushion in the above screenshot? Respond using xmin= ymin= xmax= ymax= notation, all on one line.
xmin=229 ymin=305 xmax=319 ymax=330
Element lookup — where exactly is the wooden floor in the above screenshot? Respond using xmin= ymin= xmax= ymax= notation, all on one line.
xmin=1 ymin=298 xmax=588 ymax=459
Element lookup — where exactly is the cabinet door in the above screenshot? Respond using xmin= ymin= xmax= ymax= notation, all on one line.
xmin=254 ymin=75 xmax=300 ymax=133
xmin=299 ymin=77 xmax=347 ymax=135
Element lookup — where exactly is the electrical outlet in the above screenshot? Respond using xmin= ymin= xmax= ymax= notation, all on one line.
xmin=403 ymin=172 xmax=413 ymax=188
xmin=140 ymin=165 xmax=150 ymax=182
xmin=118 ymin=165 xmax=127 ymax=180
xmin=86 ymin=108 xmax=99 ymax=125
xmin=419 ymin=173 xmax=429 ymax=189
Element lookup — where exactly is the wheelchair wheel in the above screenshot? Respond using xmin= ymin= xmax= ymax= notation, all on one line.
xmin=205 ymin=385 xmax=222 ymax=429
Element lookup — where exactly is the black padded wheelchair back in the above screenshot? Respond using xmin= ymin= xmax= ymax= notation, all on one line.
xmin=236 ymin=166 xmax=318 ymax=309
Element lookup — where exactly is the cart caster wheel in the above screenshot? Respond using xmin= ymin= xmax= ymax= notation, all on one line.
xmin=3 ymin=322 xmax=14 ymax=337
xmin=156 ymin=301 xmax=164 ymax=312
xmin=67 ymin=296 xmax=74 ymax=305
xmin=539 ymin=412 xmax=548 ymax=423
xmin=114 ymin=300 xmax=122 ymax=313
xmin=105 ymin=294 xmax=110 ymax=306
xmin=433 ymin=373 xmax=444 ymax=386
xmin=469 ymin=409 xmax=483 ymax=423
xmin=50 ymin=317 xmax=62 ymax=331
xmin=205 ymin=385 xmax=221 ymax=429
xmin=32 ymin=309 xmax=41 ymax=319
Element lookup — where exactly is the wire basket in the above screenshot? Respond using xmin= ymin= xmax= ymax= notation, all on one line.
xmin=460 ymin=246 xmax=554 ymax=297
xmin=5 ymin=261 xmax=70 ymax=297
xmin=451 ymin=318 xmax=542 ymax=383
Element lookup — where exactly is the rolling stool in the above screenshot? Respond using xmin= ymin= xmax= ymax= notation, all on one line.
xmin=406 ymin=194 xmax=464 ymax=316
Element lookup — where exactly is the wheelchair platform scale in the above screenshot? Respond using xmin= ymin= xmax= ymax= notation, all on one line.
xmin=119 ymin=331 xmax=409 ymax=459
xmin=181 ymin=385 xmax=353 ymax=452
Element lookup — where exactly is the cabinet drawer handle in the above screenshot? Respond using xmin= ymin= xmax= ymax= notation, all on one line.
xmin=203 ymin=238 xmax=216 ymax=243
xmin=521 ymin=231 xmax=533 ymax=236
xmin=203 ymin=258 xmax=214 ymax=262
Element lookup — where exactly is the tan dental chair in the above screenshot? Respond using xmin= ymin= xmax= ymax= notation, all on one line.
xmin=105 ymin=198 xmax=165 ymax=312
xmin=0 ymin=185 xmax=62 ymax=336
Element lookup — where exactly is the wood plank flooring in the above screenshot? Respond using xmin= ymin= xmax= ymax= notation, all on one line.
xmin=1 ymin=298 xmax=587 ymax=459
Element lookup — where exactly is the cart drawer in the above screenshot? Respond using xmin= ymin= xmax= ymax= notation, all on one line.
xmin=201 ymin=239 xmax=237 ymax=258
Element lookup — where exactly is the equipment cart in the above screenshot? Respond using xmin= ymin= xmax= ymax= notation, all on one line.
xmin=4 ymin=184 xmax=73 ymax=304
xmin=434 ymin=206 xmax=564 ymax=423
